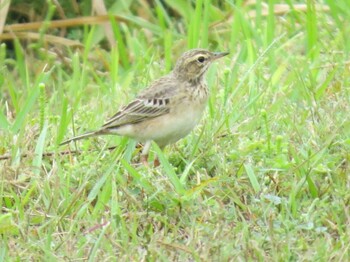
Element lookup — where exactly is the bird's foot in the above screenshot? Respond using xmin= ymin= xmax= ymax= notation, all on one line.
xmin=140 ymin=155 xmax=160 ymax=167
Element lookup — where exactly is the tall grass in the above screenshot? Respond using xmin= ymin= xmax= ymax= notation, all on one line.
xmin=1 ymin=0 xmax=350 ymax=260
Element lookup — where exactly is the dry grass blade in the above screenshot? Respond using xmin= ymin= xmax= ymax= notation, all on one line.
xmin=247 ymin=3 xmax=330 ymax=17
xmin=0 ymin=0 xmax=11 ymax=34
xmin=92 ymin=0 xmax=115 ymax=48
xmin=2 ymin=15 xmax=127 ymax=32
xmin=0 ymin=31 xmax=83 ymax=47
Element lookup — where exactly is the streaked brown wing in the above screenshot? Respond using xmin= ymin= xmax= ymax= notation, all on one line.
xmin=102 ymin=97 xmax=171 ymax=129
xmin=102 ymin=75 xmax=180 ymax=130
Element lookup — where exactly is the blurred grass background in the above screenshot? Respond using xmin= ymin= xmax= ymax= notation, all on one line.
xmin=0 ymin=0 xmax=350 ymax=260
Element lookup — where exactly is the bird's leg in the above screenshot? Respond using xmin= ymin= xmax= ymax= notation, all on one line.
xmin=140 ymin=141 xmax=152 ymax=166
xmin=140 ymin=154 xmax=149 ymax=166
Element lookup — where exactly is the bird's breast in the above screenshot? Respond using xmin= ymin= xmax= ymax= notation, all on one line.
xmin=113 ymin=82 xmax=209 ymax=147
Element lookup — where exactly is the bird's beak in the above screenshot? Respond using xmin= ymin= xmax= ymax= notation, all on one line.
xmin=212 ymin=51 xmax=229 ymax=60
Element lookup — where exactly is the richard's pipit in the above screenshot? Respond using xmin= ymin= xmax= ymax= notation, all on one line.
xmin=61 ymin=49 xmax=229 ymax=165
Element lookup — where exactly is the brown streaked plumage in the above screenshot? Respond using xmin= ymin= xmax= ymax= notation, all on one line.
xmin=60 ymin=49 xmax=229 ymax=165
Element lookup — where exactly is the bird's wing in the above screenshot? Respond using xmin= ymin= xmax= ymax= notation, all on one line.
xmin=102 ymin=76 xmax=180 ymax=129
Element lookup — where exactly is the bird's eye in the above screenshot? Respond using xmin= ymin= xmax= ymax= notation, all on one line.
xmin=197 ymin=56 xmax=205 ymax=63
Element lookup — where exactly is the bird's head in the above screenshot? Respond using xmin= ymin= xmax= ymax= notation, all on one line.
xmin=173 ymin=49 xmax=229 ymax=83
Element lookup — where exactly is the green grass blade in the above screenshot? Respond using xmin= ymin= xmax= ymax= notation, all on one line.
xmin=110 ymin=15 xmax=130 ymax=69
xmin=152 ymin=143 xmax=185 ymax=195
xmin=244 ymin=163 xmax=261 ymax=193
xmin=0 ymin=111 xmax=9 ymax=129
xmin=13 ymin=39 xmax=27 ymax=88
xmin=188 ymin=0 xmax=203 ymax=48
xmin=11 ymin=85 xmax=40 ymax=134
xmin=32 ymin=121 xmax=48 ymax=175
xmin=55 ymin=97 xmax=69 ymax=146
xmin=306 ymin=0 xmax=319 ymax=60
xmin=87 ymin=221 xmax=109 ymax=262
xmin=121 ymin=159 xmax=153 ymax=193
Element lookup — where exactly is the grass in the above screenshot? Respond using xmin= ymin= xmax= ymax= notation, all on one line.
xmin=1 ymin=0 xmax=350 ymax=260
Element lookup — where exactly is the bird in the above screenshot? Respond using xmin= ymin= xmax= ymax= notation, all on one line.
xmin=60 ymin=48 xmax=229 ymax=166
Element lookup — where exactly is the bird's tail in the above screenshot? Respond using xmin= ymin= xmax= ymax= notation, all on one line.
xmin=60 ymin=130 xmax=104 ymax=146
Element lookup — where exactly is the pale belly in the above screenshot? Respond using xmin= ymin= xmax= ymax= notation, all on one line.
xmin=114 ymin=102 xmax=206 ymax=148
